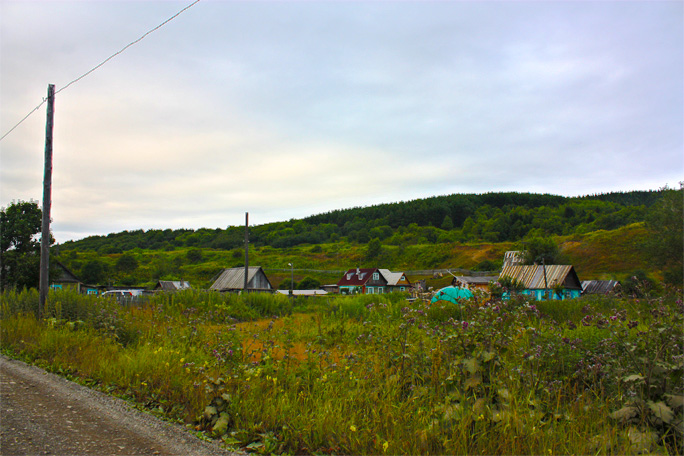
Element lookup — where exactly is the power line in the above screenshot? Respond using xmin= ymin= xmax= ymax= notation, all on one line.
xmin=0 ymin=0 xmax=201 ymax=142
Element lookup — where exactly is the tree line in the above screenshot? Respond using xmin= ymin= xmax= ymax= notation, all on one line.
xmin=58 ymin=190 xmax=663 ymax=253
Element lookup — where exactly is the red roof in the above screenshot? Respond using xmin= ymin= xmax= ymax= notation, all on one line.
xmin=337 ymin=268 xmax=378 ymax=286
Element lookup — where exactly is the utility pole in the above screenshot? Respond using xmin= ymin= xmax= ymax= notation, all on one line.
xmin=39 ymin=84 xmax=55 ymax=318
xmin=542 ymin=257 xmax=548 ymax=300
xmin=244 ymin=212 xmax=249 ymax=293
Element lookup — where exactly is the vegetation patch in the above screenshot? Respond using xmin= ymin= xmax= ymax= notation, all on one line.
xmin=2 ymin=287 xmax=681 ymax=454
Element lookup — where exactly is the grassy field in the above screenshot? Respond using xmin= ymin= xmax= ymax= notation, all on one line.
xmin=54 ymin=223 xmax=653 ymax=291
xmin=2 ymin=285 xmax=681 ymax=454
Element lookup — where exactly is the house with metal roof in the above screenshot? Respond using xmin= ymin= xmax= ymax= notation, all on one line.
xmin=499 ymin=263 xmax=582 ymax=300
xmin=210 ymin=267 xmax=273 ymax=293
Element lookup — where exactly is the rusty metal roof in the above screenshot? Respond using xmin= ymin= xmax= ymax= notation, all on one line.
xmin=499 ymin=264 xmax=581 ymax=290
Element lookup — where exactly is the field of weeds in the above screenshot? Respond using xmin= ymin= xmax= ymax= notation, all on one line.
xmin=1 ymin=286 xmax=682 ymax=454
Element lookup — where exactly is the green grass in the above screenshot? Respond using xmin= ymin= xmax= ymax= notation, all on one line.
xmin=2 ymin=288 xmax=681 ymax=454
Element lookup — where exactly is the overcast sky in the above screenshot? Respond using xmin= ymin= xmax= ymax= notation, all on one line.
xmin=1 ymin=0 xmax=682 ymax=243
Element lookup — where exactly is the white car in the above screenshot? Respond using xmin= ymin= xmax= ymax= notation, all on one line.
xmin=101 ymin=289 xmax=143 ymax=300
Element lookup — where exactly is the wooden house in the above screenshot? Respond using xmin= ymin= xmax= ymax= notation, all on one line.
xmin=210 ymin=267 xmax=273 ymax=293
xmin=337 ymin=268 xmax=386 ymax=294
xmin=499 ymin=264 xmax=582 ymax=300
xmin=337 ymin=268 xmax=410 ymax=294
xmin=50 ymin=261 xmax=100 ymax=295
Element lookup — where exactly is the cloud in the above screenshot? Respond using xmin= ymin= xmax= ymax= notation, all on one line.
xmin=1 ymin=0 xmax=681 ymax=242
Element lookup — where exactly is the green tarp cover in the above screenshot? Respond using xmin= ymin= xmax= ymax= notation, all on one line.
xmin=430 ymin=286 xmax=474 ymax=304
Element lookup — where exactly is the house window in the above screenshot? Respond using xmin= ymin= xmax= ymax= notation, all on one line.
xmin=347 ymin=273 xmax=353 ymax=280
xmin=400 ymin=287 xmax=405 ymax=292
xmin=367 ymin=287 xmax=374 ymax=294
xmin=373 ymin=272 xmax=379 ymax=280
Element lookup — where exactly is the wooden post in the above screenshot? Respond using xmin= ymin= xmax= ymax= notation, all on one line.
xmin=39 ymin=84 xmax=55 ymax=318
xmin=244 ymin=212 xmax=249 ymax=293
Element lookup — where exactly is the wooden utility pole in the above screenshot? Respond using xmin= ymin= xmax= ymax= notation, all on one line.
xmin=39 ymin=84 xmax=55 ymax=317
xmin=244 ymin=212 xmax=249 ymax=293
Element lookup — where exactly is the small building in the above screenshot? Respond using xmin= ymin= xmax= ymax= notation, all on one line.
xmin=454 ymin=275 xmax=499 ymax=293
xmin=498 ymin=264 xmax=582 ymax=300
xmin=320 ymin=284 xmax=339 ymax=294
xmin=582 ymin=280 xmax=620 ymax=295
xmin=210 ymin=266 xmax=273 ymax=293
xmin=154 ymin=280 xmax=192 ymax=292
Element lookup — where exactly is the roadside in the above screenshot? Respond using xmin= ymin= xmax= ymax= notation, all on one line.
xmin=0 ymin=355 xmax=238 ymax=455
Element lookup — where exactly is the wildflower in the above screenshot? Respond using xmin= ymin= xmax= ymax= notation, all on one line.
xmin=383 ymin=441 xmax=389 ymax=452
xmin=350 ymin=425 xmax=357 ymax=432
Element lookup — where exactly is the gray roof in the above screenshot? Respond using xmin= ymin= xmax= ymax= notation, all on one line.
xmin=456 ymin=276 xmax=499 ymax=285
xmin=378 ymin=269 xmax=408 ymax=286
xmin=156 ymin=280 xmax=192 ymax=291
xmin=582 ymin=280 xmax=620 ymax=294
xmin=210 ymin=267 xmax=272 ymax=291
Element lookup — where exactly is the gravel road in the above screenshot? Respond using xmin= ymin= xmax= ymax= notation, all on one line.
xmin=0 ymin=355 xmax=239 ymax=456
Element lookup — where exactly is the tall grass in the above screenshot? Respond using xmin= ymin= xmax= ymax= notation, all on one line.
xmin=2 ymin=288 xmax=682 ymax=454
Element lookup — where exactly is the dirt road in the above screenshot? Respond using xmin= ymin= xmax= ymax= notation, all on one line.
xmin=0 ymin=355 xmax=237 ymax=455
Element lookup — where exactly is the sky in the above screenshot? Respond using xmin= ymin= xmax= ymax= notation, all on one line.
xmin=1 ymin=0 xmax=682 ymax=244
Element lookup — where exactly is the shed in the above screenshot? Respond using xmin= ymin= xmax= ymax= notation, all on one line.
xmin=210 ymin=267 xmax=273 ymax=293
xmin=154 ymin=280 xmax=192 ymax=292
xmin=499 ymin=264 xmax=582 ymax=300
xmin=454 ymin=276 xmax=499 ymax=293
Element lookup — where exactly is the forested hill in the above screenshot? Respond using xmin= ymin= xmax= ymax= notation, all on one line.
xmin=58 ymin=190 xmax=664 ymax=254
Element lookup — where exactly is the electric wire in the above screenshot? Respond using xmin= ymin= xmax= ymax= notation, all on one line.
xmin=0 ymin=0 xmax=201 ymax=142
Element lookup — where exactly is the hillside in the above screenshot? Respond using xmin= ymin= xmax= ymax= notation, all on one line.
xmin=54 ymin=223 xmax=653 ymax=291
xmin=53 ymin=189 xmax=677 ymax=290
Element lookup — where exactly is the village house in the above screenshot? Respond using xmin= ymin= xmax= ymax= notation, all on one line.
xmin=210 ymin=266 xmax=273 ymax=293
xmin=337 ymin=268 xmax=410 ymax=294
xmin=50 ymin=261 xmax=100 ymax=295
xmin=499 ymin=263 xmax=582 ymax=300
